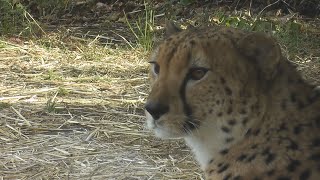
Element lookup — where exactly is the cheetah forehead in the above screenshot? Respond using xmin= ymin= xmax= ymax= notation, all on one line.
xmin=152 ymin=27 xmax=245 ymax=67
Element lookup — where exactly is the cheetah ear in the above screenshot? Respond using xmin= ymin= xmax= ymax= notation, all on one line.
xmin=238 ymin=32 xmax=282 ymax=80
xmin=165 ymin=21 xmax=181 ymax=37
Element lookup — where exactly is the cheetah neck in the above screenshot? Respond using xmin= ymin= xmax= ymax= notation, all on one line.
xmin=184 ymin=115 xmax=252 ymax=170
xmin=266 ymin=61 xmax=320 ymax=118
xmin=184 ymin=121 xmax=225 ymax=170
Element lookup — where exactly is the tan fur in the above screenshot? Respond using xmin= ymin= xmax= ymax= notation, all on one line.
xmin=145 ymin=23 xmax=320 ymax=180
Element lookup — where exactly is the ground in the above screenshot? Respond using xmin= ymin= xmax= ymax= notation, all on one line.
xmin=0 ymin=1 xmax=319 ymax=179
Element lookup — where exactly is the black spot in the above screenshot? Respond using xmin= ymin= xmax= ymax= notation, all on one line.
xmin=242 ymin=118 xmax=249 ymax=126
xmin=209 ymin=109 xmax=213 ymax=114
xmin=281 ymin=99 xmax=287 ymax=110
xmin=217 ymin=112 xmax=223 ymax=117
xmin=220 ymin=149 xmax=229 ymax=155
xmin=223 ymin=173 xmax=232 ymax=180
xmin=288 ymin=77 xmax=294 ymax=83
xmin=251 ymin=144 xmax=258 ymax=149
xmin=312 ymin=138 xmax=320 ymax=147
xmin=228 ymin=119 xmax=236 ymax=126
xmin=293 ymin=125 xmax=302 ymax=135
xmin=277 ymin=176 xmax=291 ymax=180
xmin=262 ymin=147 xmax=271 ymax=155
xmin=239 ymin=109 xmax=247 ymax=114
xmin=216 ymin=100 xmax=221 ymax=105
xmin=242 ymin=100 xmax=247 ymax=105
xmin=209 ymin=159 xmax=214 ymax=164
xmin=236 ymin=154 xmax=247 ymax=162
xmin=217 ymin=163 xmax=223 ymax=167
xmin=308 ymin=153 xmax=320 ymax=161
xmin=190 ymin=40 xmax=195 ymax=45
xmin=266 ymin=169 xmax=275 ymax=176
xmin=315 ymin=117 xmax=320 ymax=128
xmin=297 ymin=100 xmax=305 ymax=109
xmin=227 ymin=107 xmax=233 ymax=114
xmin=290 ymin=92 xmax=297 ymax=103
xmin=225 ymin=86 xmax=232 ymax=95
xmin=221 ymin=126 xmax=231 ymax=133
xmin=253 ymin=129 xmax=261 ymax=136
xmin=220 ymin=77 xmax=226 ymax=84
xmin=209 ymin=169 xmax=214 ymax=175
xmin=287 ymin=159 xmax=301 ymax=172
xmin=245 ymin=154 xmax=256 ymax=162
xmin=245 ymin=128 xmax=252 ymax=137
xmin=299 ymin=169 xmax=311 ymax=180
xmin=225 ymin=137 xmax=234 ymax=143
xmin=287 ymin=139 xmax=299 ymax=150
xmin=233 ymin=176 xmax=242 ymax=180
xmin=217 ymin=164 xmax=229 ymax=173
xmin=279 ymin=123 xmax=288 ymax=131
xmin=253 ymin=177 xmax=261 ymax=180
xmin=265 ymin=153 xmax=276 ymax=164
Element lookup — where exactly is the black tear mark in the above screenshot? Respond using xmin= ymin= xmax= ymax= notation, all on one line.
xmin=180 ymin=66 xmax=200 ymax=131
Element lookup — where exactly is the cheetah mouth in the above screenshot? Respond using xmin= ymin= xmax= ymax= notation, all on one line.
xmin=145 ymin=110 xmax=200 ymax=138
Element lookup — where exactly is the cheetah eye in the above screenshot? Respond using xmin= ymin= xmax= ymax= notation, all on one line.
xmin=149 ymin=61 xmax=160 ymax=75
xmin=188 ymin=67 xmax=209 ymax=81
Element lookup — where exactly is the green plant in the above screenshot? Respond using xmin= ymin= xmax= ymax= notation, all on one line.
xmin=179 ymin=0 xmax=195 ymax=5
xmin=0 ymin=0 xmax=26 ymax=35
xmin=58 ymin=87 xmax=69 ymax=96
xmin=0 ymin=0 xmax=45 ymax=36
xmin=125 ymin=1 xmax=155 ymax=51
xmin=0 ymin=102 xmax=11 ymax=110
xmin=45 ymin=91 xmax=58 ymax=113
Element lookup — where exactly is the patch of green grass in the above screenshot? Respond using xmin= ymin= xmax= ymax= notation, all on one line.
xmin=211 ymin=11 xmax=319 ymax=57
xmin=43 ymin=69 xmax=62 ymax=80
xmin=0 ymin=0 xmax=45 ymax=36
xmin=0 ymin=102 xmax=11 ymax=110
xmin=125 ymin=1 xmax=155 ymax=51
xmin=45 ymin=91 xmax=58 ymax=113
xmin=58 ymin=87 xmax=69 ymax=96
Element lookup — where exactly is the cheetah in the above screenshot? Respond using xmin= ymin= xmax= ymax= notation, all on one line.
xmin=144 ymin=22 xmax=320 ymax=179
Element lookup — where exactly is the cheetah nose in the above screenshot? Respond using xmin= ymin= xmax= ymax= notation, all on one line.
xmin=145 ymin=102 xmax=169 ymax=120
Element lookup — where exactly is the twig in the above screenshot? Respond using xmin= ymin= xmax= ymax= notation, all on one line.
xmin=11 ymin=106 xmax=32 ymax=127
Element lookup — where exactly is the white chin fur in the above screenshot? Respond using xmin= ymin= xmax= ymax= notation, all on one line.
xmin=145 ymin=111 xmax=182 ymax=139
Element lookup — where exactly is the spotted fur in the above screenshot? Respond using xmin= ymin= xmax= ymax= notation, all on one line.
xmin=145 ymin=22 xmax=320 ymax=179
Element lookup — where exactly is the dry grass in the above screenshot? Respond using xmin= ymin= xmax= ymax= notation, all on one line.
xmin=0 ymin=15 xmax=319 ymax=180
xmin=0 ymin=34 xmax=202 ymax=179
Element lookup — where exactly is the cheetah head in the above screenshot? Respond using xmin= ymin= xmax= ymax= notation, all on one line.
xmin=145 ymin=22 xmax=282 ymax=139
